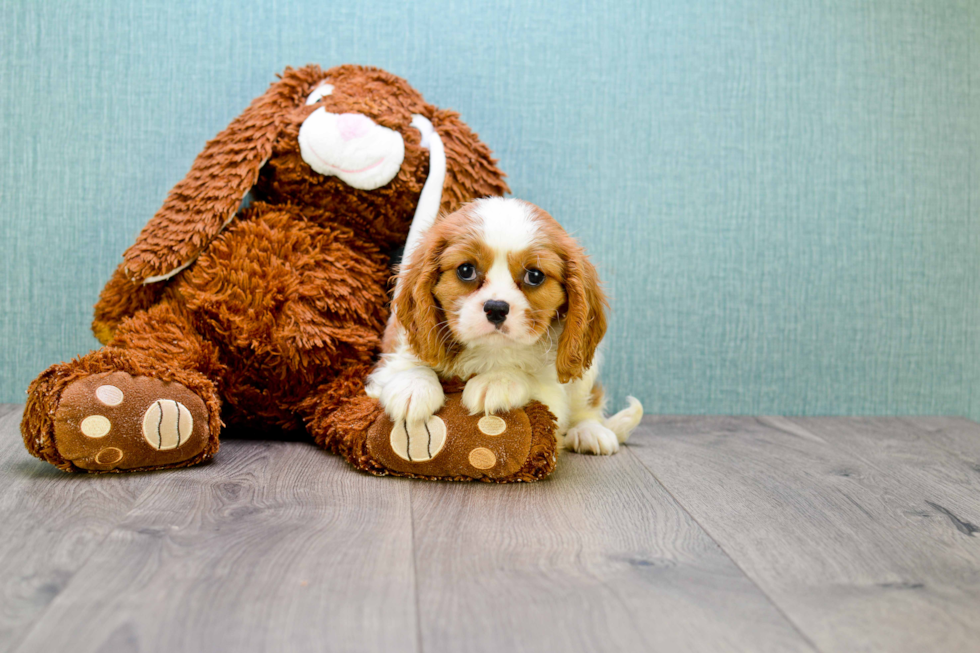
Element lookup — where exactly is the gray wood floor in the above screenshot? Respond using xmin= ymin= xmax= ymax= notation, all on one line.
xmin=1 ymin=404 xmax=979 ymax=653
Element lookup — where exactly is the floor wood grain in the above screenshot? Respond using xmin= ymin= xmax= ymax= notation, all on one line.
xmin=3 ymin=407 xmax=980 ymax=652
xmin=8 ymin=438 xmax=418 ymax=653
xmin=0 ymin=406 xmax=150 ymax=651
xmin=409 ymin=450 xmax=815 ymax=653
xmin=631 ymin=416 xmax=980 ymax=653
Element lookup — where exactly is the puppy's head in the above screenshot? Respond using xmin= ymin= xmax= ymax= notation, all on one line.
xmin=395 ymin=198 xmax=607 ymax=382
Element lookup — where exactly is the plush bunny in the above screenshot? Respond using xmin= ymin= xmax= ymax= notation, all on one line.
xmin=21 ymin=64 xmax=519 ymax=473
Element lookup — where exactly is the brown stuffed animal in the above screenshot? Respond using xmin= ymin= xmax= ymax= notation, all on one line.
xmin=20 ymin=64 xmax=530 ymax=474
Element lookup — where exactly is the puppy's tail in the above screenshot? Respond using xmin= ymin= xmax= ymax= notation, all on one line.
xmin=604 ymin=396 xmax=644 ymax=443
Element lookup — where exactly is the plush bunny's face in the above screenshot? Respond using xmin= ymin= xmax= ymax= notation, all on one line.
xmin=299 ymin=82 xmax=407 ymax=190
xmin=256 ymin=65 xmax=439 ymax=244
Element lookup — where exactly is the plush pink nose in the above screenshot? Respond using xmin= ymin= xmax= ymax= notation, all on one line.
xmin=337 ymin=113 xmax=373 ymax=141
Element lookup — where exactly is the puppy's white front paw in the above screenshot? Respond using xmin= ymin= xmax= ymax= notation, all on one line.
xmin=564 ymin=420 xmax=620 ymax=455
xmin=376 ymin=368 xmax=445 ymax=424
xmin=462 ymin=372 xmax=530 ymax=415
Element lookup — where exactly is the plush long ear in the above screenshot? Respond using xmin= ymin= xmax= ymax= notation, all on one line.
xmin=556 ymin=253 xmax=608 ymax=383
xmin=122 ymin=66 xmax=319 ymax=284
xmin=392 ymin=226 xmax=451 ymax=366
xmin=429 ymin=108 xmax=510 ymax=213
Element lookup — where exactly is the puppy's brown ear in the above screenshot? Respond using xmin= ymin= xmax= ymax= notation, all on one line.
xmin=392 ymin=225 xmax=451 ymax=367
xmin=429 ymin=108 xmax=510 ymax=213
xmin=556 ymin=251 xmax=607 ymax=384
xmin=122 ymin=66 xmax=322 ymax=284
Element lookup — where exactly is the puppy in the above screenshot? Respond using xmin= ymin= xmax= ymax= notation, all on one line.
xmin=366 ymin=198 xmax=642 ymax=455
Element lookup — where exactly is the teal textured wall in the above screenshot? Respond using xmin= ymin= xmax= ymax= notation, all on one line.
xmin=1 ymin=1 xmax=977 ymax=417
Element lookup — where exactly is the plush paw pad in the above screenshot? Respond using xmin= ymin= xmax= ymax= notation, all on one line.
xmin=53 ymin=371 xmax=210 ymax=471
xmin=95 ymin=384 xmax=124 ymax=406
xmin=95 ymin=447 xmax=124 ymax=465
xmin=142 ymin=400 xmax=194 ymax=450
xmin=80 ymin=415 xmax=112 ymax=438
xmin=467 ymin=447 xmax=497 ymax=470
xmin=389 ymin=415 xmax=447 ymax=462
xmin=477 ymin=415 xmax=507 ymax=435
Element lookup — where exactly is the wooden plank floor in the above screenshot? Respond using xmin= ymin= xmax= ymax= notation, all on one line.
xmin=2 ymin=405 xmax=979 ymax=653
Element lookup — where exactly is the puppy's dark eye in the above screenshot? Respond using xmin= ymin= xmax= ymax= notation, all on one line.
xmin=523 ymin=269 xmax=545 ymax=287
xmin=457 ymin=263 xmax=477 ymax=282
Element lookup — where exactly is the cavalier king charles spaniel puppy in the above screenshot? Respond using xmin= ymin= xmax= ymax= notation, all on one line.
xmin=366 ymin=197 xmax=643 ymax=454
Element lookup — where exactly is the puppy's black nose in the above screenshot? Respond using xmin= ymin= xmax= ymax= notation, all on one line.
xmin=484 ymin=300 xmax=510 ymax=325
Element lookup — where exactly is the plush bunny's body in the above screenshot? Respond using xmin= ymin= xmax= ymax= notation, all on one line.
xmin=22 ymin=65 xmax=509 ymax=472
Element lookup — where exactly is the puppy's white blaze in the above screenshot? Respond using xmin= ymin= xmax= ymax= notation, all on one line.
xmin=473 ymin=197 xmax=539 ymax=252
xmin=484 ymin=255 xmax=513 ymax=287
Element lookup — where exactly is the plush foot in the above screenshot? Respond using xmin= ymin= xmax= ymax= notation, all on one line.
xmin=53 ymin=371 xmax=212 ymax=471
xmin=364 ymin=392 xmax=554 ymax=480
